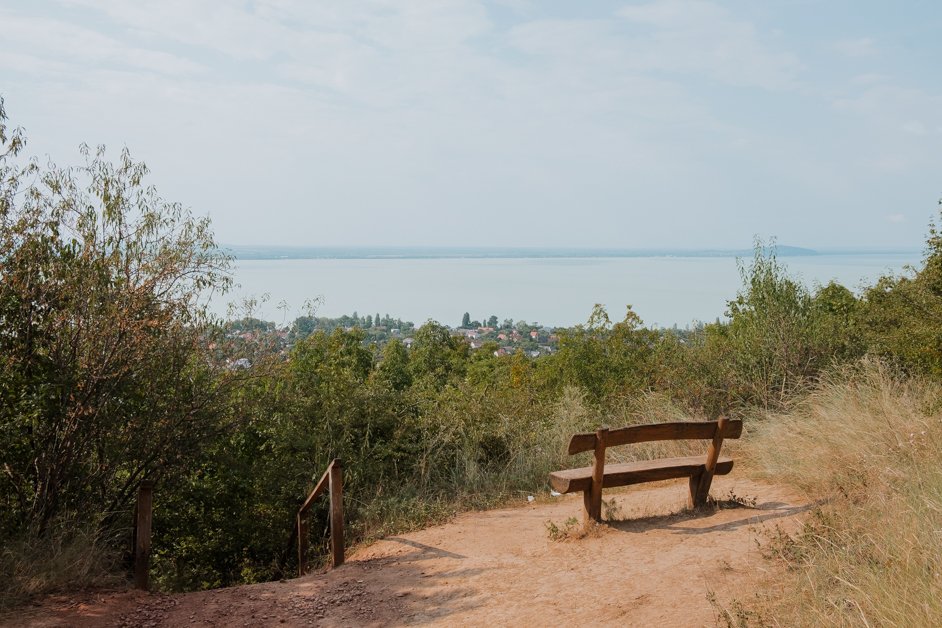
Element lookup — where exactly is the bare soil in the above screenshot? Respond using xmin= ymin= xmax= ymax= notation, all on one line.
xmin=9 ymin=476 xmax=807 ymax=627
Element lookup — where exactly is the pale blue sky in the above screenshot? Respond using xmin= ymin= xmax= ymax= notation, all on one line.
xmin=1 ymin=0 xmax=939 ymax=249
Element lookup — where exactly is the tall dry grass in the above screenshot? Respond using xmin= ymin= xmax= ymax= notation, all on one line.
xmin=746 ymin=360 xmax=942 ymax=626
xmin=0 ymin=523 xmax=124 ymax=612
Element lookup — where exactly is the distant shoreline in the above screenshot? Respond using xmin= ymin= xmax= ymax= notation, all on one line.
xmin=224 ymin=245 xmax=919 ymax=261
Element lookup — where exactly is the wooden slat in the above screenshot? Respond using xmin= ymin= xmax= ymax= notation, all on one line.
xmin=548 ymin=455 xmax=734 ymax=494
xmin=567 ymin=432 xmax=598 ymax=455
xmin=567 ymin=420 xmax=742 ymax=454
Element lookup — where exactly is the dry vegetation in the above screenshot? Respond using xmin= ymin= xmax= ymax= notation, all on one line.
xmin=0 ymin=525 xmax=124 ymax=610
xmin=739 ymin=362 xmax=942 ymax=626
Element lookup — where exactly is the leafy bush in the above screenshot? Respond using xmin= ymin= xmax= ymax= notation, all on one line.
xmin=0 ymin=100 xmax=230 ymax=541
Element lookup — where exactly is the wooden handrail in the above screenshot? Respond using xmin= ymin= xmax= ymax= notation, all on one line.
xmin=297 ymin=458 xmax=344 ymax=576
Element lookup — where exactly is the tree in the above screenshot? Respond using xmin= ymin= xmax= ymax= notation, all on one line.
xmin=487 ymin=315 xmax=498 ymax=328
xmin=719 ymin=243 xmax=827 ymax=408
xmin=377 ymin=338 xmax=412 ymax=391
xmin=860 ymin=207 xmax=942 ymax=376
xmin=410 ymin=321 xmax=464 ymax=386
xmin=0 ymin=99 xmax=231 ymax=536
xmin=461 ymin=312 xmax=471 ymax=328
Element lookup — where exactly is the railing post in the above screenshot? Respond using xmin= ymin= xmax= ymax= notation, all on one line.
xmin=297 ymin=511 xmax=309 ymax=576
xmin=134 ymin=480 xmax=155 ymax=590
xmin=328 ymin=459 xmax=344 ymax=567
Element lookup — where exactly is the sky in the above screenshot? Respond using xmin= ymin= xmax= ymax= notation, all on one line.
xmin=1 ymin=0 xmax=940 ymax=250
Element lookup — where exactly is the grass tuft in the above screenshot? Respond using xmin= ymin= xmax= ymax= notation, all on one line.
xmin=745 ymin=360 xmax=942 ymax=626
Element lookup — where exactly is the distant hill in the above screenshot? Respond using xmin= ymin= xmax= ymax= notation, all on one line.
xmin=223 ymin=245 xmax=825 ymax=261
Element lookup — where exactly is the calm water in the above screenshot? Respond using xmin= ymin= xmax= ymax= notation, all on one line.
xmin=215 ymin=253 xmax=919 ymax=328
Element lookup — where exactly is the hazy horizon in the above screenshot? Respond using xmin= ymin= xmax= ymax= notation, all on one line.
xmin=222 ymin=243 xmax=923 ymax=260
xmin=220 ymin=251 xmax=920 ymax=327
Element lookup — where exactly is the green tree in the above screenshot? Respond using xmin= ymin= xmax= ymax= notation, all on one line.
xmin=0 ymin=100 xmax=231 ymax=536
xmin=860 ymin=207 xmax=942 ymax=376
xmin=377 ymin=338 xmax=412 ymax=391
xmin=715 ymin=243 xmax=857 ymax=408
xmin=461 ymin=312 xmax=471 ymax=328
xmin=410 ymin=321 xmax=466 ymax=387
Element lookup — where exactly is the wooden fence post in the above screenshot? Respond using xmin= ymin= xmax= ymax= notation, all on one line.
xmin=329 ymin=460 xmax=344 ymax=567
xmin=297 ymin=511 xmax=310 ymax=576
xmin=134 ymin=480 xmax=155 ymax=590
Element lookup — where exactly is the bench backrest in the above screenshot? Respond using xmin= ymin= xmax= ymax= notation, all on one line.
xmin=567 ymin=419 xmax=743 ymax=455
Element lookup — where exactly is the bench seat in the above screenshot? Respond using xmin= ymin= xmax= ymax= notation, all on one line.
xmin=548 ymin=455 xmax=734 ymax=495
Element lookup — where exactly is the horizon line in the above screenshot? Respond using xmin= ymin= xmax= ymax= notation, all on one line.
xmin=221 ymin=243 xmax=922 ymax=261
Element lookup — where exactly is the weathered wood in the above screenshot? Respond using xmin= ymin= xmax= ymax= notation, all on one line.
xmin=549 ymin=455 xmax=735 ymax=495
xmin=297 ymin=512 xmax=310 ymax=576
xmin=693 ymin=416 xmax=728 ymax=506
xmin=688 ymin=472 xmax=702 ymax=509
xmin=134 ymin=480 xmax=154 ymax=590
xmin=329 ymin=460 xmax=344 ymax=568
xmin=567 ymin=432 xmax=598 ymax=455
xmin=586 ymin=428 xmax=608 ymax=522
xmin=296 ymin=458 xmax=344 ymax=575
xmin=299 ymin=464 xmax=333 ymax=515
xmin=567 ymin=420 xmax=743 ymax=455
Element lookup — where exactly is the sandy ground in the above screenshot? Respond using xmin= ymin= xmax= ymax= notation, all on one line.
xmin=9 ymin=476 xmax=809 ymax=628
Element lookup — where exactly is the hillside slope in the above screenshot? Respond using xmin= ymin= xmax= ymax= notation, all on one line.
xmin=16 ymin=477 xmax=805 ymax=627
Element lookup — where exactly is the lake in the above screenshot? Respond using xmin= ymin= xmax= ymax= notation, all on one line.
xmin=214 ymin=253 xmax=919 ymax=328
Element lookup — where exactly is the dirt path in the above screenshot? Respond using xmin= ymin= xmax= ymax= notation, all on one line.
xmin=13 ymin=477 xmax=808 ymax=627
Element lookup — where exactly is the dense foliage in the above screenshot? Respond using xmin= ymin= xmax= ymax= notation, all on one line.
xmin=3 ymin=100 xmax=942 ymax=605
xmin=0 ymin=100 xmax=231 ymax=545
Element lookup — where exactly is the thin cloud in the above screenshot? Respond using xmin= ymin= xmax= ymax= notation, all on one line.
xmin=833 ymin=37 xmax=877 ymax=58
xmin=1 ymin=0 xmax=940 ymax=250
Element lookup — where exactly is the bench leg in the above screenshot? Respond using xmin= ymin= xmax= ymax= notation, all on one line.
xmin=583 ymin=488 xmax=603 ymax=523
xmin=584 ymin=428 xmax=606 ymax=523
xmin=694 ymin=471 xmax=715 ymax=507
xmin=688 ymin=472 xmax=703 ymax=509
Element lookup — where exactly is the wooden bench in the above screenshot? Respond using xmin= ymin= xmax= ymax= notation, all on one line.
xmin=549 ymin=417 xmax=743 ymax=521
